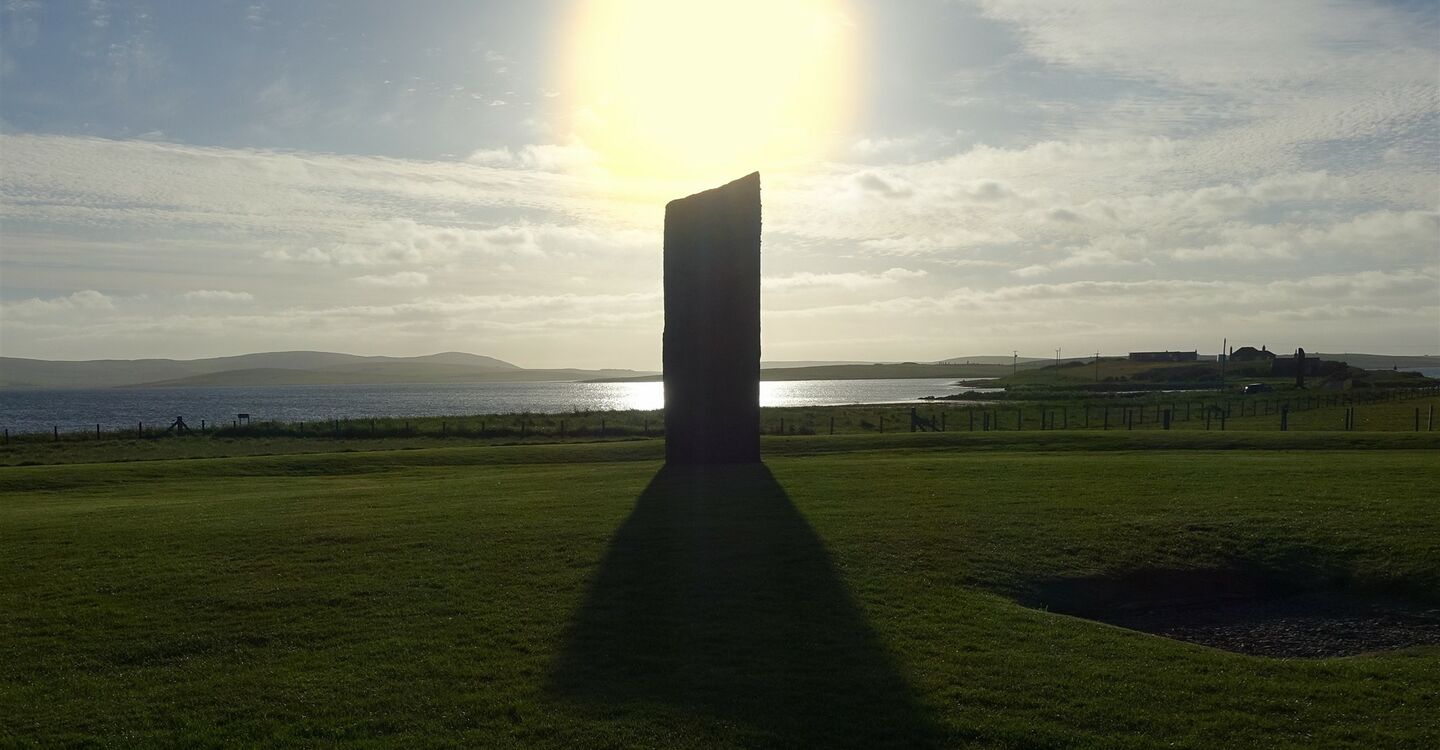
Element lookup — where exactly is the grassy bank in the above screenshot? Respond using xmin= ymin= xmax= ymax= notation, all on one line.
xmin=3 ymin=435 xmax=1438 ymax=747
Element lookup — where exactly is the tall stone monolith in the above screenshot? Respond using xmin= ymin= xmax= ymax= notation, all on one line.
xmin=663 ymin=172 xmax=762 ymax=464
xmin=1295 ymin=347 xmax=1306 ymax=389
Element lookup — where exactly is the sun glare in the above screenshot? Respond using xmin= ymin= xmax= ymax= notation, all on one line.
xmin=561 ymin=0 xmax=859 ymax=182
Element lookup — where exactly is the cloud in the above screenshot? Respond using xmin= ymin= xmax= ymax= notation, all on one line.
xmin=850 ymin=171 xmax=914 ymax=199
xmin=466 ymin=139 xmax=600 ymax=174
xmin=182 ymin=289 xmax=254 ymax=301
xmin=351 ymin=271 xmax=430 ymax=288
xmin=3 ymin=289 xmax=116 ymax=317
xmin=764 ymin=268 xmax=926 ymax=291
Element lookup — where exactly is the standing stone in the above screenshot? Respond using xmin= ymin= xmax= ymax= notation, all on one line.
xmin=1295 ymin=347 xmax=1306 ymax=389
xmin=664 ymin=172 xmax=762 ymax=464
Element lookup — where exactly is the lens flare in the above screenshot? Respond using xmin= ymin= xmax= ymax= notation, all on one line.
xmin=559 ymin=0 xmax=859 ymax=182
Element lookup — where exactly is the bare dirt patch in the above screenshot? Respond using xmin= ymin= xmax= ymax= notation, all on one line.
xmin=1032 ymin=569 xmax=1440 ymax=658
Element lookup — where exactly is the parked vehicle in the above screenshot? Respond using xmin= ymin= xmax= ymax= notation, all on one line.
xmin=1243 ymin=382 xmax=1273 ymax=394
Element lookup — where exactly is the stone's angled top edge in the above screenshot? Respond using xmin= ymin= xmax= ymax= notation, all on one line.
xmin=665 ymin=171 xmax=761 ymax=210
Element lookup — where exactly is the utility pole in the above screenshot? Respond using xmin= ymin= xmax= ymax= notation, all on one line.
xmin=1095 ymin=351 xmax=1101 ymax=383
xmin=1220 ymin=337 xmax=1227 ymax=391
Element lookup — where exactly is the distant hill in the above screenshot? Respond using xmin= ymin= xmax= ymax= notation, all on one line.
xmin=1315 ymin=353 xmax=1440 ymax=370
xmin=589 ymin=362 xmax=1016 ymax=383
xmin=133 ymin=366 xmax=653 ymax=388
xmin=938 ymin=355 xmax=1051 ymax=366
xmin=0 ymin=351 xmax=649 ymax=389
xmin=760 ymin=360 xmax=874 ymax=369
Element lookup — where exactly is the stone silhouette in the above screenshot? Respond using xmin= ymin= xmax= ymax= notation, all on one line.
xmin=1295 ymin=347 xmax=1306 ymax=389
xmin=663 ymin=172 xmax=762 ymax=464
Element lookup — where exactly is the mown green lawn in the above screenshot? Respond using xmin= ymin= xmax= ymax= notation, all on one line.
xmin=2 ymin=434 xmax=1437 ymax=748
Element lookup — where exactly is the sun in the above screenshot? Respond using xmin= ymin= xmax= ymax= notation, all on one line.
xmin=559 ymin=0 xmax=859 ymax=182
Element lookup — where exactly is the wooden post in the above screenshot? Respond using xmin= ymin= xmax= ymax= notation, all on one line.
xmin=1163 ymin=409 xmax=1171 ymax=430
xmin=53 ymin=426 xmax=58 ymax=442
xmin=829 ymin=416 xmax=834 ymax=435
xmin=1206 ymin=408 xmax=1212 ymax=431
xmin=941 ymin=412 xmax=946 ymax=432
xmin=1018 ymin=408 xmax=1023 ymax=430
xmin=1429 ymin=405 xmax=1434 ymax=431
xmin=1219 ymin=411 xmax=1226 ymax=431
xmin=1062 ymin=406 xmax=1068 ymax=429
xmin=1280 ymin=405 xmax=1289 ymax=432
xmin=96 ymin=423 xmax=101 ymax=439
xmin=1415 ymin=408 xmax=1421 ymax=432
xmin=879 ymin=415 xmax=884 ymax=433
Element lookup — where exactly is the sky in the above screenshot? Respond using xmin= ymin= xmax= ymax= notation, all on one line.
xmin=1 ymin=0 xmax=1437 ymax=368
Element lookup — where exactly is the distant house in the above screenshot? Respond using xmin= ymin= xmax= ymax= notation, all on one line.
xmin=1229 ymin=346 xmax=1275 ymax=362
xmin=1128 ymin=350 xmax=1198 ymax=363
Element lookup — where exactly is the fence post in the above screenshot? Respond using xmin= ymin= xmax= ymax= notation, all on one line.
xmin=139 ymin=421 xmax=144 ymax=438
xmin=96 ymin=423 xmax=101 ymax=439
xmin=1163 ymin=409 xmax=1171 ymax=430
xmin=1280 ymin=404 xmax=1288 ymax=432
xmin=1219 ymin=411 xmax=1226 ymax=431
xmin=879 ymin=416 xmax=883 ymax=433
xmin=1206 ymin=408 xmax=1211 ymax=431
xmin=1429 ymin=405 xmax=1434 ymax=431
xmin=53 ymin=426 xmax=58 ymax=442
xmin=1416 ymin=408 xmax=1421 ymax=432
xmin=941 ymin=412 xmax=946 ymax=432
xmin=830 ymin=416 xmax=835 ymax=435
xmin=1018 ymin=408 xmax=1023 ymax=430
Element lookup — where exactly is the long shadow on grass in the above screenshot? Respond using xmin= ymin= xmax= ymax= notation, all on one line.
xmin=548 ymin=463 xmax=940 ymax=747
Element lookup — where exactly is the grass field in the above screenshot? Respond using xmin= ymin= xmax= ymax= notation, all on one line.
xmin=4 ymin=393 xmax=1437 ymax=467
xmin=3 ymin=431 xmax=1438 ymax=747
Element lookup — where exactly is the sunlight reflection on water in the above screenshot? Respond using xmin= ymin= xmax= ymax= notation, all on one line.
xmin=0 ymin=378 xmax=999 ymax=433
